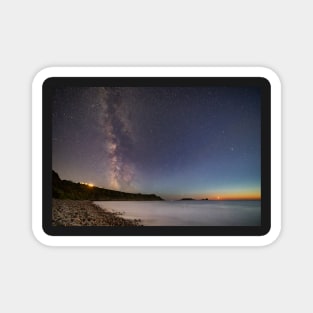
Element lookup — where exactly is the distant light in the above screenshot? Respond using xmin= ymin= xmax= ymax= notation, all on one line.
xmin=79 ymin=182 xmax=94 ymax=187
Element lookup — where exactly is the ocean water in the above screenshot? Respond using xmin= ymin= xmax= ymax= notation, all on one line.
xmin=95 ymin=200 xmax=261 ymax=226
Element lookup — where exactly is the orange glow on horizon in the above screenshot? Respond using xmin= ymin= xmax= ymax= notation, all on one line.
xmin=195 ymin=191 xmax=261 ymax=201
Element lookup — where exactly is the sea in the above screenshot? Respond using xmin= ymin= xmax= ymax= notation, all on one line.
xmin=95 ymin=200 xmax=261 ymax=226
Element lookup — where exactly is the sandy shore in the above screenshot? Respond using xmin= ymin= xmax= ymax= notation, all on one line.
xmin=52 ymin=199 xmax=142 ymax=226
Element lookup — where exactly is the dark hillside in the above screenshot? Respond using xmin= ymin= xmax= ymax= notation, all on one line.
xmin=52 ymin=171 xmax=163 ymax=201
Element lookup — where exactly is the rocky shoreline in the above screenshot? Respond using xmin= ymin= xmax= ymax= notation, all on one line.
xmin=52 ymin=199 xmax=142 ymax=226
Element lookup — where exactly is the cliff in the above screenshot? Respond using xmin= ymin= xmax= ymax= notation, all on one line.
xmin=52 ymin=171 xmax=163 ymax=201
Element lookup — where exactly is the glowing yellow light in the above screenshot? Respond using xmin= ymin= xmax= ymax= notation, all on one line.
xmin=80 ymin=182 xmax=94 ymax=187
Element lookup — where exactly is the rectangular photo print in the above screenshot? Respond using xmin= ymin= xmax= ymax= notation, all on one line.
xmin=33 ymin=67 xmax=281 ymax=245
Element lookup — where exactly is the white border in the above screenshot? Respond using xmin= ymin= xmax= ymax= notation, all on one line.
xmin=32 ymin=67 xmax=281 ymax=246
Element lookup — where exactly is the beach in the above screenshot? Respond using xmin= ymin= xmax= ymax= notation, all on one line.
xmin=52 ymin=199 xmax=142 ymax=226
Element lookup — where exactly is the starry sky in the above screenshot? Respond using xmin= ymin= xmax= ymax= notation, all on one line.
xmin=52 ymin=86 xmax=261 ymax=200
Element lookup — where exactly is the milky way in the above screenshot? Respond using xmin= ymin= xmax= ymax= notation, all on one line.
xmin=97 ymin=87 xmax=136 ymax=191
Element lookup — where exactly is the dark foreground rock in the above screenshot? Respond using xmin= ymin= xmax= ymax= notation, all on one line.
xmin=52 ymin=199 xmax=142 ymax=226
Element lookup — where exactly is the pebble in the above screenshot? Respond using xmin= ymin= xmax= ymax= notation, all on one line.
xmin=52 ymin=199 xmax=142 ymax=226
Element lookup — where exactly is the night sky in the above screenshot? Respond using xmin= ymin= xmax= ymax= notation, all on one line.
xmin=52 ymin=86 xmax=261 ymax=200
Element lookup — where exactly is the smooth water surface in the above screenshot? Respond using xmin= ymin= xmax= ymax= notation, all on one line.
xmin=95 ymin=200 xmax=261 ymax=226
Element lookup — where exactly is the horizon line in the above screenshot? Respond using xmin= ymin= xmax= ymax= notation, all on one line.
xmin=53 ymin=170 xmax=260 ymax=201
